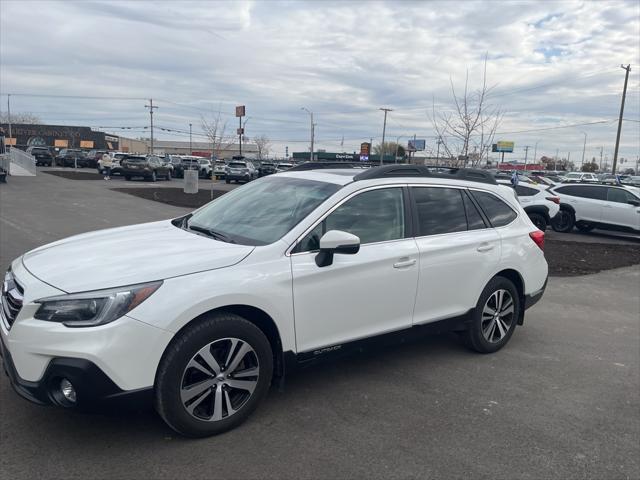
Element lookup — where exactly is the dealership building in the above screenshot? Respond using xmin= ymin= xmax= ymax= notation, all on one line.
xmin=0 ymin=123 xmax=119 ymax=151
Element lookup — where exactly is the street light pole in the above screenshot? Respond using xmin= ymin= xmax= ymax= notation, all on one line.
xmin=379 ymin=108 xmax=392 ymax=166
xmin=189 ymin=123 xmax=192 ymax=155
xmin=581 ymin=132 xmax=587 ymax=168
xmin=301 ymin=107 xmax=314 ymax=162
xmin=533 ymin=140 xmax=540 ymax=167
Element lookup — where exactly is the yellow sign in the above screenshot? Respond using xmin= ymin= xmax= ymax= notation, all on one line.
xmin=54 ymin=139 xmax=69 ymax=148
xmin=496 ymin=141 xmax=514 ymax=152
xmin=5 ymin=137 xmax=16 ymax=146
xmin=80 ymin=140 xmax=94 ymax=148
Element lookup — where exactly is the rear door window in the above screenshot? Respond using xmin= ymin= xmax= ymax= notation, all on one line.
xmin=411 ymin=187 xmax=467 ymax=236
xmin=470 ymin=191 xmax=517 ymax=227
xmin=515 ymin=185 xmax=538 ymax=197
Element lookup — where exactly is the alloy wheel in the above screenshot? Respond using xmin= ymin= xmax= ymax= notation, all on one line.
xmin=481 ymin=289 xmax=515 ymax=343
xmin=180 ymin=338 xmax=260 ymax=422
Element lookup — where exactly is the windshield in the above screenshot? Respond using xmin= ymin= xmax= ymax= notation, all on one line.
xmin=229 ymin=162 xmax=246 ymax=168
xmin=566 ymin=173 xmax=581 ymax=179
xmin=187 ymin=177 xmax=340 ymax=246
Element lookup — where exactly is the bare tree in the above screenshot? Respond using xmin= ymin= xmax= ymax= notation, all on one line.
xmin=0 ymin=112 xmax=41 ymax=124
xmin=254 ymin=134 xmax=271 ymax=160
xmin=374 ymin=142 xmax=405 ymax=158
xmin=429 ymin=54 xmax=503 ymax=167
xmin=201 ymin=109 xmax=234 ymax=159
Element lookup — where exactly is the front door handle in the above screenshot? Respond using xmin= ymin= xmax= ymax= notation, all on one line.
xmin=393 ymin=258 xmax=416 ymax=269
xmin=477 ymin=243 xmax=494 ymax=252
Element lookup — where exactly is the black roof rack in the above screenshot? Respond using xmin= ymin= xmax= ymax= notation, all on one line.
xmin=288 ymin=161 xmax=369 ymax=171
xmin=353 ymin=164 xmax=497 ymax=185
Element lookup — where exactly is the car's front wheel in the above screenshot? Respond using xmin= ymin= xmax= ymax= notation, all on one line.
xmin=155 ymin=313 xmax=273 ymax=437
xmin=463 ymin=277 xmax=520 ymax=354
xmin=551 ymin=209 xmax=575 ymax=233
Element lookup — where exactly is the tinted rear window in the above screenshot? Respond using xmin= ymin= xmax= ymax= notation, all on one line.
xmin=470 ymin=191 xmax=517 ymax=227
xmin=125 ymin=157 xmax=147 ymax=163
xmin=412 ymin=187 xmax=467 ymax=236
xmin=229 ymin=162 xmax=246 ymax=168
xmin=515 ymin=185 xmax=538 ymax=197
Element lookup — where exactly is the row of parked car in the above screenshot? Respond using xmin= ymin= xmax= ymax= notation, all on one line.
xmin=492 ymin=171 xmax=640 ymax=234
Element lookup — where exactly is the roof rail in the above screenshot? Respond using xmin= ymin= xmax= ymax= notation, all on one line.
xmin=353 ymin=164 xmax=497 ymax=185
xmin=288 ymin=161 xmax=366 ymax=171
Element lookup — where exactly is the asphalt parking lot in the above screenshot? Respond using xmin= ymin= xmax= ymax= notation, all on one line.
xmin=1 ymin=173 xmax=639 ymax=479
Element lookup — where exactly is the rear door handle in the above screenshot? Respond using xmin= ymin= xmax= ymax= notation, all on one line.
xmin=477 ymin=244 xmax=494 ymax=252
xmin=393 ymin=258 xmax=416 ymax=269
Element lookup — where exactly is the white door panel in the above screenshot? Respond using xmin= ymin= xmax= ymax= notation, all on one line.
xmin=572 ymin=197 xmax=602 ymax=222
xmin=413 ymin=229 xmax=501 ymax=324
xmin=291 ymin=239 xmax=419 ymax=353
xmin=603 ymin=203 xmax=640 ymax=229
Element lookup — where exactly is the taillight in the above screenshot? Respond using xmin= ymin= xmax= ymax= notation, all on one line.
xmin=529 ymin=230 xmax=545 ymax=251
xmin=545 ymin=196 xmax=560 ymax=204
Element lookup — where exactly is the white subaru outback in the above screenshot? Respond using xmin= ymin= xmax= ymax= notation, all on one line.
xmin=1 ymin=165 xmax=548 ymax=437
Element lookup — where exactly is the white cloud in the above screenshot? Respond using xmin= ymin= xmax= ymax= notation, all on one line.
xmin=0 ymin=0 xmax=638 ymax=162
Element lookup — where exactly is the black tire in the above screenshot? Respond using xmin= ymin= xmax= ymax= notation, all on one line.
xmin=226 ymin=179 xmax=230 ymax=184
xmin=463 ymin=276 xmax=520 ymax=354
xmin=155 ymin=312 xmax=273 ymax=437
xmin=125 ymin=175 xmax=131 ymax=181
xmin=576 ymin=222 xmax=595 ymax=233
xmin=528 ymin=213 xmax=547 ymax=231
xmin=551 ymin=209 xmax=575 ymax=233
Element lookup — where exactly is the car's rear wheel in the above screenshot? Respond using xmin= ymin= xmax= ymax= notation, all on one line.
xmin=528 ymin=213 xmax=547 ymax=231
xmin=551 ymin=209 xmax=575 ymax=233
xmin=155 ymin=313 xmax=273 ymax=437
xmin=463 ymin=277 xmax=520 ymax=354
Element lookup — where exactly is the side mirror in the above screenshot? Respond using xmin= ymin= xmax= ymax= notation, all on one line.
xmin=315 ymin=230 xmax=360 ymax=267
xmin=628 ymin=199 xmax=640 ymax=206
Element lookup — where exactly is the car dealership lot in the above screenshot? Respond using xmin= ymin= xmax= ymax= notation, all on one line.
xmin=1 ymin=174 xmax=639 ymax=479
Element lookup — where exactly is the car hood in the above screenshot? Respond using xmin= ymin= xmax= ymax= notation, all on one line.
xmin=22 ymin=220 xmax=254 ymax=293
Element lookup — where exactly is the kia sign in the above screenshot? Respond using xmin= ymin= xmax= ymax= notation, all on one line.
xmin=235 ymin=105 xmax=246 ymax=117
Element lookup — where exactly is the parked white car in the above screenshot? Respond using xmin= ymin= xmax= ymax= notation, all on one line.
xmin=213 ymin=160 xmax=226 ymax=180
xmin=550 ymin=183 xmax=640 ymax=233
xmin=1 ymin=165 xmax=548 ymax=437
xmin=562 ymin=172 xmax=599 ymax=183
xmin=497 ymin=180 xmax=560 ymax=231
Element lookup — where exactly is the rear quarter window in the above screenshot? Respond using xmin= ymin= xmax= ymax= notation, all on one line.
xmin=470 ymin=191 xmax=517 ymax=227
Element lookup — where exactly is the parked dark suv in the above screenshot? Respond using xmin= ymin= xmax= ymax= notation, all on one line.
xmin=258 ymin=161 xmax=277 ymax=177
xmin=57 ymin=149 xmax=87 ymax=167
xmin=122 ymin=155 xmax=172 ymax=182
xmin=26 ymin=146 xmax=54 ymax=166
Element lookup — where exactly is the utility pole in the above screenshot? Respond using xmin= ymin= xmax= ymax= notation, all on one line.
xmin=523 ymin=145 xmax=530 ymax=171
xmin=436 ymin=137 xmax=442 ymax=166
xmin=581 ymin=132 xmax=587 ymax=167
xmin=599 ymin=146 xmax=603 ymax=171
xmin=379 ymin=108 xmax=392 ymax=165
xmin=301 ymin=107 xmax=314 ymax=161
xmin=7 ymin=94 xmax=11 ymax=149
xmin=613 ymin=64 xmax=631 ymax=174
xmin=144 ymin=99 xmax=158 ymax=154
xmin=555 ymin=148 xmax=559 ymax=171
xmin=189 ymin=123 xmax=192 ymax=155
xmin=533 ymin=140 xmax=540 ymax=167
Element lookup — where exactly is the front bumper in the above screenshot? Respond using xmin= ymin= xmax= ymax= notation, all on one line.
xmin=0 ymin=335 xmax=152 ymax=410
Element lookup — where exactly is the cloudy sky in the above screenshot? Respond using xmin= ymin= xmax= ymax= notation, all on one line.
xmin=1 ymin=0 xmax=639 ymax=165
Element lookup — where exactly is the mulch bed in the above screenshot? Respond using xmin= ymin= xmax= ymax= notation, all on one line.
xmin=111 ymin=187 xmax=226 ymax=209
xmin=546 ymin=239 xmax=640 ymax=276
xmin=111 ymin=186 xmax=640 ymax=276
xmin=44 ymin=170 xmax=104 ymax=180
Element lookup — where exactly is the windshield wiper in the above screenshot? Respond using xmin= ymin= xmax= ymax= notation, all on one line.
xmin=188 ymin=225 xmax=235 ymax=243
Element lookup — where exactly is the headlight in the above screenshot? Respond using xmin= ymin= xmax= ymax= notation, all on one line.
xmin=34 ymin=281 xmax=162 ymax=328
